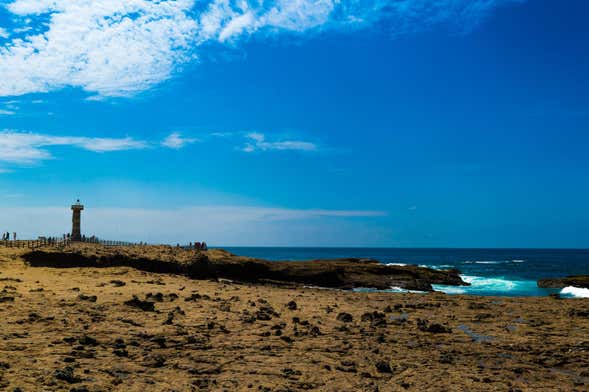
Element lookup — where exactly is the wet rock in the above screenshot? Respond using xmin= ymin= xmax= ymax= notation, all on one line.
xmin=124 ymin=296 xmax=156 ymax=312
xmin=336 ymin=312 xmax=353 ymax=323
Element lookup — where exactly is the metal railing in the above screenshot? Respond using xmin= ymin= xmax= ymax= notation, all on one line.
xmin=0 ymin=237 xmax=204 ymax=249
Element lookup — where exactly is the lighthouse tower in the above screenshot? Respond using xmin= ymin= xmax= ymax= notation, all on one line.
xmin=71 ymin=200 xmax=84 ymax=241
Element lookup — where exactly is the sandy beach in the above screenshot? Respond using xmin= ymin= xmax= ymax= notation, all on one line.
xmin=0 ymin=245 xmax=587 ymax=391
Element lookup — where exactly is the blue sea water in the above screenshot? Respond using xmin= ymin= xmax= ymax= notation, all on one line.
xmin=220 ymin=247 xmax=589 ymax=297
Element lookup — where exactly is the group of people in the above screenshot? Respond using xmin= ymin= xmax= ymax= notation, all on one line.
xmin=189 ymin=241 xmax=208 ymax=251
xmin=2 ymin=232 xmax=16 ymax=241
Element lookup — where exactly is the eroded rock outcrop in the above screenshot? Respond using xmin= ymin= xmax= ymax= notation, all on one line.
xmin=22 ymin=244 xmax=468 ymax=291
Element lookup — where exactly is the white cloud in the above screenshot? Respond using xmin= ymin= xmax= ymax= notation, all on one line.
xmin=0 ymin=0 xmax=199 ymax=97
xmin=0 ymin=28 xmax=9 ymax=39
xmin=241 ymin=132 xmax=317 ymax=153
xmin=0 ymin=0 xmax=523 ymax=98
xmin=0 ymin=109 xmax=16 ymax=115
xmin=161 ymin=132 xmax=198 ymax=149
xmin=0 ymin=130 xmax=148 ymax=164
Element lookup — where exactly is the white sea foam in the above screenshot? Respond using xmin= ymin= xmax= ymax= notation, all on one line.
xmin=560 ymin=286 xmax=589 ymax=298
xmin=388 ymin=287 xmax=427 ymax=294
xmin=353 ymin=286 xmax=426 ymax=294
xmin=420 ymin=264 xmax=454 ymax=270
xmin=463 ymin=260 xmax=525 ymax=265
xmin=385 ymin=263 xmax=408 ymax=266
xmin=433 ymin=275 xmax=537 ymax=295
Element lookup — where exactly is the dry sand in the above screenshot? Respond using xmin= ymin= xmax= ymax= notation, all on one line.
xmin=1 ymin=246 xmax=588 ymax=391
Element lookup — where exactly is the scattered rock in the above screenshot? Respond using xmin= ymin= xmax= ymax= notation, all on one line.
xmin=286 ymin=300 xmax=298 ymax=310
xmin=417 ymin=319 xmax=452 ymax=333
xmin=54 ymin=366 xmax=79 ymax=383
xmin=77 ymin=294 xmax=97 ymax=302
xmin=337 ymin=312 xmax=353 ymax=323
xmin=375 ymin=360 xmax=392 ymax=373
xmin=124 ymin=296 xmax=156 ymax=312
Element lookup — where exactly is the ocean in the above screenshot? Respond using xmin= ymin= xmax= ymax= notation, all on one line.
xmin=220 ymin=247 xmax=589 ymax=298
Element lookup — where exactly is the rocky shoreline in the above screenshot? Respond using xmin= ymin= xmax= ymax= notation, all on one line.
xmin=1 ymin=245 xmax=588 ymax=391
xmin=21 ymin=244 xmax=468 ymax=291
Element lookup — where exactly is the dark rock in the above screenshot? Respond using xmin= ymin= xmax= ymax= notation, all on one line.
xmin=569 ymin=309 xmax=589 ymax=317
xmin=361 ymin=311 xmax=386 ymax=327
xmin=144 ymin=354 xmax=166 ymax=368
xmin=417 ymin=319 xmax=452 ymax=333
xmin=113 ymin=349 xmax=128 ymax=357
xmin=337 ymin=312 xmax=353 ymax=323
xmin=185 ymin=293 xmax=201 ymax=301
xmin=70 ymin=387 xmax=89 ymax=392
xmin=124 ymin=296 xmax=155 ymax=312
xmin=538 ymin=276 xmax=589 ymax=289
xmin=280 ymin=336 xmax=293 ymax=343
xmin=286 ymin=300 xmax=298 ymax=310
xmin=375 ymin=361 xmax=392 ymax=373
xmin=282 ymin=368 xmax=302 ymax=378
xmin=22 ymin=247 xmax=467 ymax=291
xmin=110 ymin=280 xmax=126 ymax=287
xmin=78 ymin=335 xmax=98 ymax=346
xmin=54 ymin=366 xmax=79 ymax=383
xmin=256 ymin=305 xmax=279 ymax=321
xmin=77 ymin=294 xmax=97 ymax=302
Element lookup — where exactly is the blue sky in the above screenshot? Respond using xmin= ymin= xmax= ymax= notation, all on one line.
xmin=0 ymin=0 xmax=588 ymax=247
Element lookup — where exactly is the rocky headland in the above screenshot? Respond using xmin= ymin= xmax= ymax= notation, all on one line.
xmin=0 ymin=244 xmax=588 ymax=391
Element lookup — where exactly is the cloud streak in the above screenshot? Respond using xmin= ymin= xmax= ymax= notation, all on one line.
xmin=0 ymin=0 xmax=524 ymax=98
xmin=161 ymin=132 xmax=198 ymax=149
xmin=241 ymin=132 xmax=317 ymax=153
xmin=0 ymin=130 xmax=148 ymax=164
xmin=0 ymin=130 xmax=319 ymax=168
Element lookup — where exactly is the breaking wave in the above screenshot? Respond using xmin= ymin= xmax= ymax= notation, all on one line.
xmin=463 ymin=260 xmax=525 ymax=265
xmin=560 ymin=286 xmax=589 ymax=298
xmin=433 ymin=275 xmax=538 ymax=296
